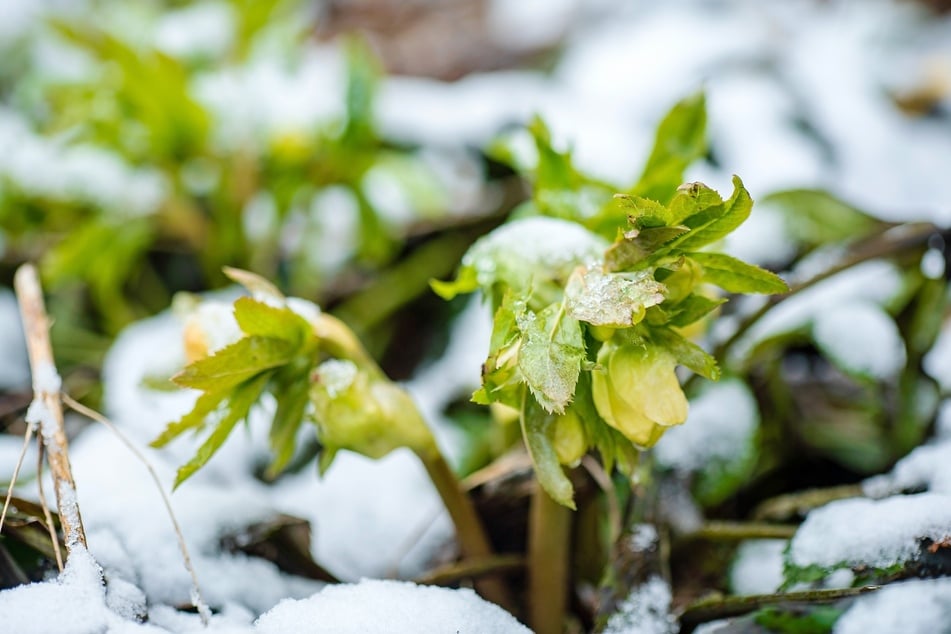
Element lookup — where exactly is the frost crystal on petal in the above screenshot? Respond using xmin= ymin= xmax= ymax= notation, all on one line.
xmin=565 ymin=265 xmax=665 ymax=327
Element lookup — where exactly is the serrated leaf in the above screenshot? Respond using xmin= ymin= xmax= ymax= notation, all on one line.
xmin=517 ymin=304 xmax=585 ymax=414
xmin=172 ymin=336 xmax=296 ymax=391
xmin=652 ymin=327 xmax=720 ymax=380
xmin=633 ymin=92 xmax=707 ymax=203
xmin=689 ymin=252 xmax=789 ymax=294
xmin=612 ymin=195 xmax=672 ymax=228
xmin=668 ymin=182 xmax=724 ymax=225
xmin=521 ymin=392 xmax=576 ymax=509
xmin=234 ymin=296 xmax=311 ymax=345
xmin=266 ymin=373 xmax=313 ymax=477
xmin=675 ymin=176 xmax=752 ymax=250
xmin=604 ymin=225 xmax=690 ymax=272
xmin=151 ymin=390 xmax=227 ymax=448
xmin=173 ymin=374 xmax=270 ymax=488
xmin=668 ymin=294 xmax=728 ymax=328
xmin=430 ymin=266 xmax=479 ymax=301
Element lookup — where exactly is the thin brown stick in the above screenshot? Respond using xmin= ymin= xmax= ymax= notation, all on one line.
xmin=35 ymin=439 xmax=64 ymax=571
xmin=62 ymin=394 xmax=211 ymax=625
xmin=14 ymin=264 xmax=86 ymax=553
xmin=0 ymin=422 xmax=34 ymax=537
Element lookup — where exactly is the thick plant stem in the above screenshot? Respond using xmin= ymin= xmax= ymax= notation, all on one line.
xmin=14 ymin=264 xmax=87 ymax=555
xmin=418 ymin=450 xmax=514 ymax=611
xmin=528 ymin=483 xmax=572 ymax=634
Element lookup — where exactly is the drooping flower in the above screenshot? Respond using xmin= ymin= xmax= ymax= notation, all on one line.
xmin=591 ymin=341 xmax=688 ymax=448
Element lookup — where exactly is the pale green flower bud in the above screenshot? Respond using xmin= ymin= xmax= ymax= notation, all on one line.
xmin=553 ymin=409 xmax=587 ymax=467
xmin=310 ymin=360 xmax=436 ymax=461
xmin=591 ymin=341 xmax=688 ymax=448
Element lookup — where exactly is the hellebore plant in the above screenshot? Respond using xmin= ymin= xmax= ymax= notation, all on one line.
xmin=151 ymin=267 xmax=512 ymax=608
xmin=432 ymin=94 xmax=788 ymax=632
xmin=152 ymin=94 xmax=788 ymax=632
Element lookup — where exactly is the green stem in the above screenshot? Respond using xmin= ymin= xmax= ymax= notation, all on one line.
xmin=679 ymin=585 xmax=880 ymax=632
xmin=418 ymin=450 xmax=515 ymax=612
xmin=528 ymin=482 xmax=572 ymax=634
xmin=683 ymin=521 xmax=798 ymax=542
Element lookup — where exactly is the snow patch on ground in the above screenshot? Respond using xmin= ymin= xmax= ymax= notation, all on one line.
xmin=835 ymin=577 xmax=951 ymax=634
xmin=789 ymin=493 xmax=951 ymax=570
xmin=730 ymin=539 xmax=787 ymax=596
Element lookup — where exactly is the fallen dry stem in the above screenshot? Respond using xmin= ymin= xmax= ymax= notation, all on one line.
xmin=62 ymin=393 xmax=211 ymax=625
xmin=14 ymin=263 xmax=86 ymax=553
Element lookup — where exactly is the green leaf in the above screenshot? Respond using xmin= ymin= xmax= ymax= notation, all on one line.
xmin=173 ymin=374 xmax=270 ymax=488
xmin=611 ymin=195 xmax=672 ymax=228
xmin=689 ymin=252 xmax=789 ymax=294
xmin=266 ymin=373 xmax=313 ymax=477
xmin=668 ymin=181 xmax=724 ymax=225
xmin=517 ymin=303 xmax=586 ymax=414
xmin=430 ymin=265 xmax=479 ymax=301
xmin=233 ymin=296 xmax=311 ymax=345
xmin=342 ymin=36 xmax=380 ymax=146
xmin=633 ymin=92 xmax=707 ymax=203
xmin=667 ymin=294 xmax=727 ymax=328
xmin=763 ymin=189 xmax=882 ymax=246
xmin=652 ymin=328 xmax=720 ymax=380
xmin=675 ymin=176 xmax=753 ymax=250
xmin=530 ymin=117 xmax=582 ymax=192
xmin=521 ymin=392 xmax=576 ymax=509
xmin=604 ymin=225 xmax=690 ymax=272
xmin=173 ymin=336 xmax=296 ymax=391
xmin=150 ymin=390 xmax=227 ymax=448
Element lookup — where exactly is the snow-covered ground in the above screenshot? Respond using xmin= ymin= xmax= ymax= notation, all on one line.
xmin=2 ymin=0 xmax=951 ymax=631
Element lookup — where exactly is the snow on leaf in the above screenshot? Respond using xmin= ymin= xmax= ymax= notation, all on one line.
xmin=565 ymin=265 xmax=666 ymax=328
xmin=461 ymin=216 xmax=608 ymax=292
xmin=516 ymin=303 xmax=585 ymax=414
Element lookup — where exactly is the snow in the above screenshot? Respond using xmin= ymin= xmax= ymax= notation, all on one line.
xmin=863 ymin=436 xmax=951 ymax=497
xmin=654 ymin=379 xmax=759 ymax=473
xmin=565 ymin=266 xmax=666 ymax=327
xmin=0 ymin=110 xmax=168 ymax=217
xmin=730 ymin=539 xmax=787 ymax=596
xmin=788 ymin=493 xmax=951 ymax=571
xmin=153 ymin=1 xmax=235 ymax=60
xmin=834 ymin=578 xmax=951 ymax=634
xmin=0 ymin=546 xmax=116 ymax=634
xmin=192 ymin=47 xmax=347 ymax=150
xmin=463 ymin=216 xmax=608 ymax=290
xmin=255 ymin=579 xmax=531 ymax=634
xmin=812 ymin=302 xmax=907 ymax=379
xmin=602 ymin=576 xmax=677 ymax=634
xmin=730 ymin=260 xmax=905 ymax=362
xmin=924 ymin=325 xmax=951 ymax=392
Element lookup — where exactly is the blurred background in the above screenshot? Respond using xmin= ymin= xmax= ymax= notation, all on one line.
xmin=1 ymin=0 xmax=951 ymax=625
